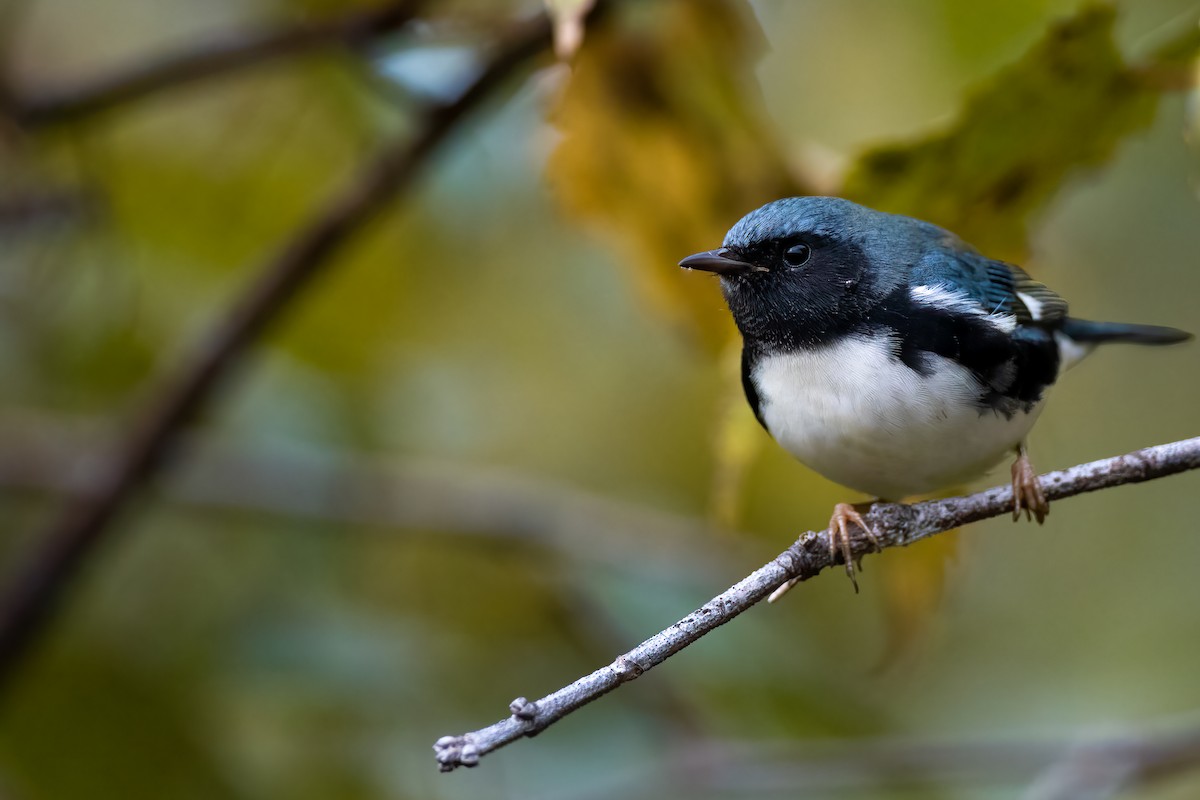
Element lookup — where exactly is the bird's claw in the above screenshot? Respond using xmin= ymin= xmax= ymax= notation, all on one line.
xmin=830 ymin=502 xmax=879 ymax=593
xmin=1011 ymin=449 xmax=1049 ymax=524
xmin=769 ymin=502 xmax=878 ymax=602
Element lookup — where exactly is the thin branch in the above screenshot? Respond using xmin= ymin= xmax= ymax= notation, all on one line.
xmin=3 ymin=1 xmax=423 ymax=127
xmin=433 ymin=436 xmax=1200 ymax=772
xmin=0 ymin=6 xmax=591 ymax=695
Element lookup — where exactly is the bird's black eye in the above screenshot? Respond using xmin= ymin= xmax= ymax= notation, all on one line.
xmin=782 ymin=242 xmax=811 ymax=268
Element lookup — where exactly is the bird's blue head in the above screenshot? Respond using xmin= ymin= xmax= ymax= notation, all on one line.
xmin=680 ymin=196 xmax=951 ymax=347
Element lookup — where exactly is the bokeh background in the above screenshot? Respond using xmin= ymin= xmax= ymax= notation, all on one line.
xmin=1 ymin=0 xmax=1199 ymax=798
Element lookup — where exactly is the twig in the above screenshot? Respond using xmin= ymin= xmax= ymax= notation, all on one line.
xmin=3 ymin=1 xmax=422 ymax=127
xmin=433 ymin=436 xmax=1200 ymax=772
xmin=0 ymin=6 xmax=584 ymax=695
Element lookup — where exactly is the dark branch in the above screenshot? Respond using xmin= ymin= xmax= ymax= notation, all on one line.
xmin=4 ymin=1 xmax=422 ymax=127
xmin=433 ymin=436 xmax=1200 ymax=772
xmin=0 ymin=7 xmax=579 ymax=696
xmin=0 ymin=189 xmax=92 ymax=232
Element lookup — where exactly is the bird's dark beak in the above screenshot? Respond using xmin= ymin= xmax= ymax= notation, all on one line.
xmin=678 ymin=248 xmax=766 ymax=276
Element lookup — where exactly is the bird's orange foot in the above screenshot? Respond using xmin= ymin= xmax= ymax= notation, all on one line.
xmin=830 ymin=501 xmax=880 ymax=593
xmin=1011 ymin=447 xmax=1049 ymax=524
xmin=768 ymin=501 xmax=880 ymax=602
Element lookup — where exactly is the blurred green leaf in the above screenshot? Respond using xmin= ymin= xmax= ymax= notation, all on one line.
xmin=1146 ymin=11 xmax=1200 ymax=69
xmin=3 ymin=3 xmax=1200 ymax=798
xmin=843 ymin=4 xmax=1161 ymax=260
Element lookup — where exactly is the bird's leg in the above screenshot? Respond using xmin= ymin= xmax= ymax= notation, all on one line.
xmin=1011 ymin=442 xmax=1049 ymax=524
xmin=829 ymin=501 xmax=879 ymax=593
xmin=768 ymin=501 xmax=880 ymax=602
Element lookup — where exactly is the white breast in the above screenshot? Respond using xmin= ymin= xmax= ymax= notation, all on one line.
xmin=753 ymin=336 xmax=1045 ymax=500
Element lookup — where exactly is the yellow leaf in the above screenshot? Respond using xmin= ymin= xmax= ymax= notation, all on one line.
xmin=708 ymin=340 xmax=765 ymax=528
xmin=873 ymin=524 xmax=961 ymax=670
xmin=547 ymin=0 xmax=808 ymax=352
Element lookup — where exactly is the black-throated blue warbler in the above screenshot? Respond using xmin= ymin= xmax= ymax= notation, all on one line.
xmin=681 ymin=197 xmax=1191 ymax=588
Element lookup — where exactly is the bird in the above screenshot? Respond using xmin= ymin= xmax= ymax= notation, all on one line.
xmin=680 ymin=196 xmax=1191 ymax=589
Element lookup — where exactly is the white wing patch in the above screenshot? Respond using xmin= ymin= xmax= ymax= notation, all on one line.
xmin=1016 ymin=291 xmax=1046 ymax=321
xmin=910 ymin=284 xmax=1017 ymax=333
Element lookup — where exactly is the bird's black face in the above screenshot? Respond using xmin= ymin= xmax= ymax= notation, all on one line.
xmin=681 ymin=227 xmax=879 ymax=349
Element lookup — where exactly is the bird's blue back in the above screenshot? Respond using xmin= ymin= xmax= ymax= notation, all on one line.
xmin=724 ymin=196 xmax=1060 ymax=325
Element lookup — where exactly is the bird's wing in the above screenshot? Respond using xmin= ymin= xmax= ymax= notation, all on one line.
xmin=1002 ymin=262 xmax=1069 ymax=327
xmin=896 ymin=247 xmax=1065 ymax=415
xmin=911 ymin=248 xmax=1068 ymax=329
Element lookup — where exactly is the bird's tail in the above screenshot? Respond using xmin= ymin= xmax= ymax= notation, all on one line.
xmin=1056 ymin=318 xmax=1190 ymax=371
xmin=1060 ymin=318 xmax=1192 ymax=346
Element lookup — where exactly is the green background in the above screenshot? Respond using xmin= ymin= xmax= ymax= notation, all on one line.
xmin=1 ymin=1 xmax=1199 ymax=797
